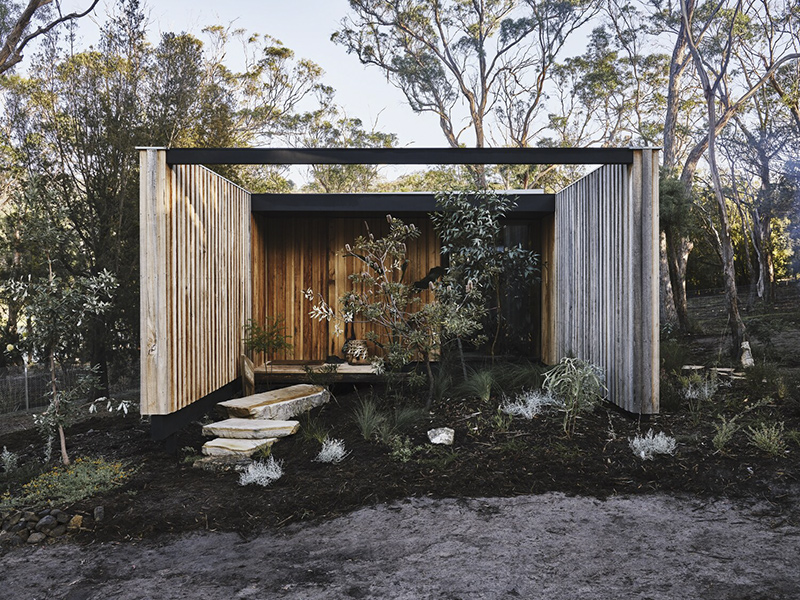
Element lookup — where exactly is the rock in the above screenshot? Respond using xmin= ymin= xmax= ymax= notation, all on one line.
xmin=202 ymin=418 xmax=300 ymax=439
xmin=16 ymin=529 xmax=29 ymax=542
xmin=741 ymin=341 xmax=755 ymax=368
xmin=201 ymin=437 xmax=277 ymax=457
xmin=0 ymin=530 xmax=13 ymax=544
xmin=56 ymin=512 xmax=70 ymax=524
xmin=8 ymin=522 xmax=28 ymax=534
xmin=26 ymin=532 xmax=46 ymax=544
xmin=66 ymin=515 xmax=83 ymax=532
xmin=49 ymin=509 xmax=62 ymax=518
xmin=35 ymin=515 xmax=58 ymax=532
xmin=49 ymin=525 xmax=67 ymax=537
xmin=193 ymin=455 xmax=253 ymax=472
xmin=2 ymin=511 xmax=22 ymax=530
xmin=36 ymin=508 xmax=51 ymax=518
xmin=428 ymin=427 xmax=455 ymax=446
xmin=93 ymin=506 xmax=105 ymax=523
xmin=219 ymin=384 xmax=330 ymax=420
xmin=23 ymin=511 xmax=38 ymax=522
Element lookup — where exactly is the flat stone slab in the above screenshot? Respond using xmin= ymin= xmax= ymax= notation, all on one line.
xmin=201 ymin=438 xmax=277 ymax=457
xmin=218 ymin=384 xmax=330 ymax=420
xmin=202 ymin=418 xmax=300 ymax=439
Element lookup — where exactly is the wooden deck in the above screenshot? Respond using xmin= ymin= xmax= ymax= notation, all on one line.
xmin=253 ymin=362 xmax=383 ymax=384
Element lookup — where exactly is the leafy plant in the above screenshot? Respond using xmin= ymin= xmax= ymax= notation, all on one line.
xmin=746 ymin=422 xmax=786 ymax=457
xmin=629 ymin=430 xmax=677 ymax=460
xmin=314 ymin=438 xmax=349 ymax=464
xmin=238 ymin=456 xmax=284 ymax=487
xmin=387 ymin=436 xmax=424 ymax=463
xmin=376 ymin=405 xmax=426 ymax=444
xmin=543 ymin=358 xmax=606 ymax=436
xmin=679 ymin=372 xmax=720 ymax=424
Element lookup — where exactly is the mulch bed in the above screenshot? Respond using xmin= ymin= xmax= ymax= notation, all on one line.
xmin=2 ymin=288 xmax=800 ymax=544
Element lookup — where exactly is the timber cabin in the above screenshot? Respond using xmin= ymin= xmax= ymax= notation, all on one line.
xmin=139 ymin=147 xmax=660 ymax=441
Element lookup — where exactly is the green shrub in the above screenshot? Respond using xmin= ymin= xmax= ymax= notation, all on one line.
xmin=1 ymin=457 xmax=131 ymax=510
xmin=543 ymin=357 xmax=606 ymax=436
xmin=712 ymin=415 xmax=741 ymax=452
xmin=746 ymin=422 xmax=786 ymax=457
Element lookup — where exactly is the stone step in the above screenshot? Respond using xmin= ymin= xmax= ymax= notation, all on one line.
xmin=218 ymin=384 xmax=330 ymax=420
xmin=201 ymin=437 xmax=277 ymax=457
xmin=202 ymin=418 xmax=299 ymax=439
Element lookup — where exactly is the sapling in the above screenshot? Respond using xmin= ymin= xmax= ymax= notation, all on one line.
xmin=10 ymin=264 xmax=117 ymax=465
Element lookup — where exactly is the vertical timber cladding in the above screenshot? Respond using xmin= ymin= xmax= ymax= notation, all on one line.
xmin=554 ymin=149 xmax=660 ymax=413
xmin=250 ymin=214 xmax=439 ymax=363
xmin=140 ymin=149 xmax=252 ymax=416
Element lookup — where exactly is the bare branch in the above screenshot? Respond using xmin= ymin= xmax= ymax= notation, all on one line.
xmin=0 ymin=0 xmax=101 ymax=75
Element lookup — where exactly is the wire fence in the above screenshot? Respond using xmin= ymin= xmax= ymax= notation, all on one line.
xmin=0 ymin=361 xmax=140 ymax=416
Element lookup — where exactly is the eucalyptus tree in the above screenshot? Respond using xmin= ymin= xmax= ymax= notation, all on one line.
xmin=334 ymin=0 xmax=600 ymax=188
xmin=679 ymin=0 xmax=800 ymax=355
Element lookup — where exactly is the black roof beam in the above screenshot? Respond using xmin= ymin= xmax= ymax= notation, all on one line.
xmin=166 ymin=147 xmax=635 ymax=166
xmin=251 ymin=192 xmax=556 ymax=215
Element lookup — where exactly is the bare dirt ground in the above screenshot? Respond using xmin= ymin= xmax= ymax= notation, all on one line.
xmin=1 ymin=492 xmax=798 ymax=600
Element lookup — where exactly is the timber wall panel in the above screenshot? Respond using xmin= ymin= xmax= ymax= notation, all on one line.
xmin=554 ymin=150 xmax=659 ymax=413
xmin=250 ymin=215 xmax=440 ymax=363
xmin=140 ymin=150 xmax=251 ymax=416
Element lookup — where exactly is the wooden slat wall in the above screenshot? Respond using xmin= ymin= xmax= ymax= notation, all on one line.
xmin=140 ymin=149 xmax=251 ymax=416
xmin=251 ymin=215 xmax=439 ymax=362
xmin=553 ymin=149 xmax=660 ymax=413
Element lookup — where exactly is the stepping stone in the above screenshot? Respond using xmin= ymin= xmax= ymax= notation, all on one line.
xmin=201 ymin=437 xmax=277 ymax=457
xmin=218 ymin=384 xmax=330 ymax=420
xmin=202 ymin=418 xmax=299 ymax=439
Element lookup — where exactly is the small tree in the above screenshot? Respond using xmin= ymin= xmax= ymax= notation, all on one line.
xmin=308 ymin=216 xmax=443 ymax=406
xmin=9 ymin=263 xmax=116 ymax=465
xmin=431 ymin=191 xmax=540 ymax=360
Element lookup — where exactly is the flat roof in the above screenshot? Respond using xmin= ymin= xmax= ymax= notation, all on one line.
xmin=165 ymin=147 xmax=637 ymax=166
xmin=251 ymin=192 xmax=556 ymax=216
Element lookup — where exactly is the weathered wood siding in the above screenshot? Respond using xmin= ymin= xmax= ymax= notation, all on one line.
xmin=140 ymin=149 xmax=251 ymax=416
xmin=554 ymin=149 xmax=659 ymax=413
xmin=251 ymin=215 xmax=439 ymax=362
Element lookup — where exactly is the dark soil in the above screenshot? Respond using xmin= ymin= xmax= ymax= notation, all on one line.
xmin=2 ymin=288 xmax=800 ymax=545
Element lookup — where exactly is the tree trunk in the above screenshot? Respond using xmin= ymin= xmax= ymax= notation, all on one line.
xmin=660 ymin=230 xmax=678 ymax=328
xmin=665 ymin=227 xmax=693 ymax=332
xmin=50 ymin=349 xmax=70 ymax=466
